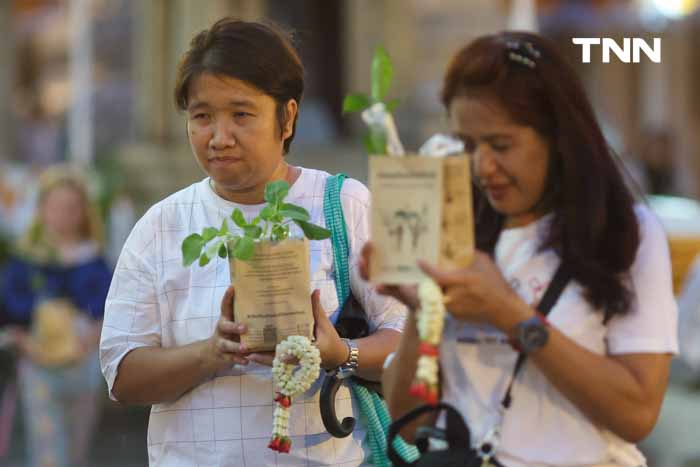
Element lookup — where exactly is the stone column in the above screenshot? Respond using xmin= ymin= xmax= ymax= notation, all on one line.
xmin=132 ymin=0 xmax=169 ymax=142
xmin=68 ymin=0 xmax=94 ymax=166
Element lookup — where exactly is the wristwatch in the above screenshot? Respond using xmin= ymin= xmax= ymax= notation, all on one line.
xmin=336 ymin=338 xmax=359 ymax=379
xmin=514 ymin=313 xmax=550 ymax=354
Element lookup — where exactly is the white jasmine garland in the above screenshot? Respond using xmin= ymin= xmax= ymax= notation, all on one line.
xmin=268 ymin=335 xmax=321 ymax=453
xmin=409 ymin=279 xmax=446 ymax=405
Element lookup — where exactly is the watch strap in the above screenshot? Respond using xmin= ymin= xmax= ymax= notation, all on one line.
xmin=501 ymin=264 xmax=570 ymax=410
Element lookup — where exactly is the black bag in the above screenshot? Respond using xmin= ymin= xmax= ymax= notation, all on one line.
xmin=387 ymin=265 xmax=570 ymax=466
xmin=388 ymin=402 xmax=504 ymax=467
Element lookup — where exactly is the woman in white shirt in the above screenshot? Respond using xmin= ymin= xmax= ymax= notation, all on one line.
xmin=362 ymin=31 xmax=677 ymax=467
xmin=100 ymin=18 xmax=405 ymax=466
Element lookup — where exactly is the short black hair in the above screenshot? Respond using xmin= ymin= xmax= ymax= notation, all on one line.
xmin=174 ymin=18 xmax=304 ymax=154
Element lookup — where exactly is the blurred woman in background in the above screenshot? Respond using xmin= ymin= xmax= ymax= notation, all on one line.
xmin=1 ymin=165 xmax=112 ymax=467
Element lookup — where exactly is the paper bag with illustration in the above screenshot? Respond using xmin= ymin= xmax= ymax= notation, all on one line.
xmin=229 ymin=238 xmax=314 ymax=352
xmin=369 ymin=155 xmax=473 ymax=284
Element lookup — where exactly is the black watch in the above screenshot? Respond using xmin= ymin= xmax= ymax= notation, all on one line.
xmin=514 ymin=314 xmax=550 ymax=354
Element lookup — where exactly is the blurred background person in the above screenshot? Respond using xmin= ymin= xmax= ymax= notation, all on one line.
xmin=678 ymin=255 xmax=700 ymax=375
xmin=637 ymin=126 xmax=675 ymax=195
xmin=0 ymin=165 xmax=112 ymax=467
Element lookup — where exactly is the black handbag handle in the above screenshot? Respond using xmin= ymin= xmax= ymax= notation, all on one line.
xmin=320 ymin=373 xmax=356 ymax=438
xmin=387 ymin=402 xmax=471 ymax=466
xmin=318 ymin=292 xmax=373 ymax=438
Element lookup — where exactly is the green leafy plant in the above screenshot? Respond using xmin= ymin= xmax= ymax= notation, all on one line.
xmin=342 ymin=46 xmax=398 ymax=155
xmin=182 ymin=180 xmax=331 ymax=267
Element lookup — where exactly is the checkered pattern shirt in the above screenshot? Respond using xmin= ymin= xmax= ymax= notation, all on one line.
xmin=100 ymin=168 xmax=407 ymax=466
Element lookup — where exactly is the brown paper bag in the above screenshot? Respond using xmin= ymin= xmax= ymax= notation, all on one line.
xmin=369 ymin=155 xmax=474 ymax=284
xmin=229 ymin=238 xmax=314 ymax=351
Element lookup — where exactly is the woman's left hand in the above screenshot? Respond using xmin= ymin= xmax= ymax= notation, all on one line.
xmin=247 ymin=290 xmax=349 ymax=370
xmin=419 ymin=251 xmax=527 ymax=331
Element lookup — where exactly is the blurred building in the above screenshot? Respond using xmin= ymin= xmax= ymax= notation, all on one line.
xmin=1 ymin=0 xmax=699 ymax=214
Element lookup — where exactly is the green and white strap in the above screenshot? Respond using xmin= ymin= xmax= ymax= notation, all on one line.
xmin=323 ymin=173 xmax=419 ymax=466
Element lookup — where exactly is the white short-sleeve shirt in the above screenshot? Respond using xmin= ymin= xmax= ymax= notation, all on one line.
xmin=100 ymin=168 xmax=407 ymax=467
xmin=440 ymin=205 xmax=678 ymax=467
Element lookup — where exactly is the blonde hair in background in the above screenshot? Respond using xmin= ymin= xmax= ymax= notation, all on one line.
xmin=18 ymin=164 xmax=104 ymax=260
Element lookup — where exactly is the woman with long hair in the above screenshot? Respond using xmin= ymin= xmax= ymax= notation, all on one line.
xmin=364 ymin=31 xmax=677 ymax=466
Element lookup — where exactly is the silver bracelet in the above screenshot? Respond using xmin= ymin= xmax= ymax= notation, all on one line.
xmin=336 ymin=338 xmax=359 ymax=379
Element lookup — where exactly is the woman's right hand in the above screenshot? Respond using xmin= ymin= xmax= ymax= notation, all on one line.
xmin=359 ymin=242 xmax=420 ymax=310
xmin=205 ymin=285 xmax=250 ymax=368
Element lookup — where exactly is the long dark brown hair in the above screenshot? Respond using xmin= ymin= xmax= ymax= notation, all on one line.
xmin=441 ymin=31 xmax=639 ymax=320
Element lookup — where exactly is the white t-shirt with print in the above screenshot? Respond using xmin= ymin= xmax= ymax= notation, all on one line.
xmin=100 ymin=168 xmax=407 ymax=467
xmin=439 ymin=205 xmax=678 ymax=467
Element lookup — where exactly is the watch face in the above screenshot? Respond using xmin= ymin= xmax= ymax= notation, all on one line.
xmin=518 ymin=320 xmax=549 ymax=353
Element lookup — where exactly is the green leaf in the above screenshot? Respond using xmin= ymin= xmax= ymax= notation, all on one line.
xmin=199 ymin=253 xmax=211 ymax=267
xmin=205 ymin=239 xmax=223 ymax=261
xmin=243 ymin=225 xmax=263 ymax=239
xmin=226 ymin=237 xmax=240 ymax=257
xmin=231 ymin=208 xmax=247 ymax=228
xmin=342 ymin=93 xmax=371 ymax=114
xmin=218 ymin=243 xmax=228 ymax=258
xmin=272 ymin=224 xmax=289 ymax=241
xmin=182 ymin=233 xmax=204 ymax=266
xmin=251 ymin=216 xmax=261 ymax=226
xmin=202 ymin=227 xmax=218 ymax=242
xmin=386 ymin=98 xmax=400 ymax=112
xmin=260 ymin=205 xmax=275 ymax=221
xmin=264 ymin=180 xmax=290 ymax=205
xmin=279 ymin=203 xmax=310 ymax=222
xmin=234 ymin=236 xmax=255 ymax=261
xmin=219 ymin=218 xmax=229 ymax=235
xmin=371 ymin=47 xmax=393 ymax=102
xmin=294 ymin=220 xmax=331 ymax=240
xmin=363 ymin=130 xmax=387 ymax=155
